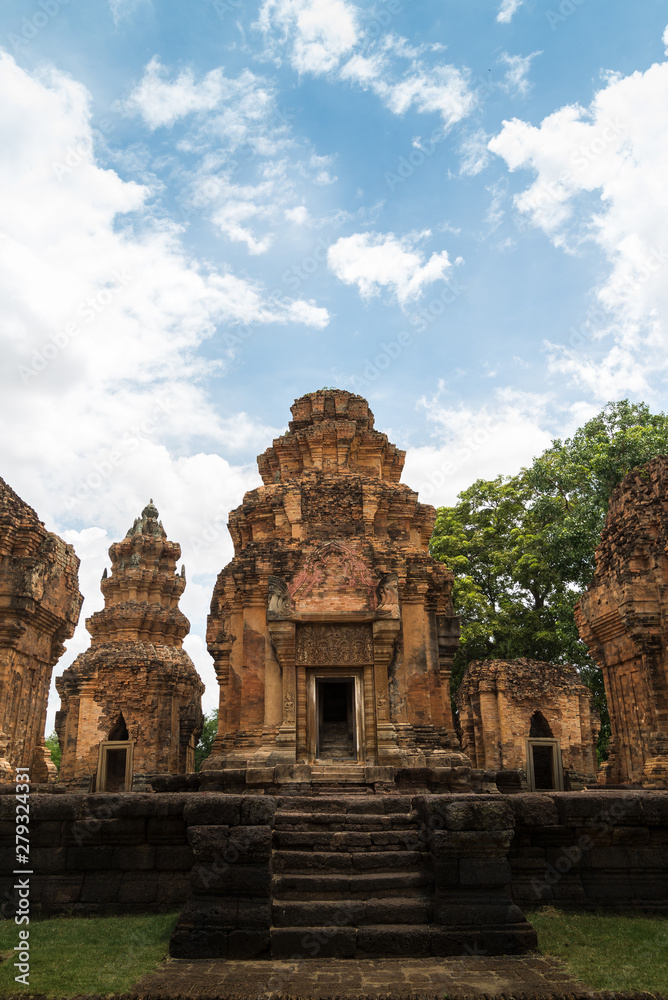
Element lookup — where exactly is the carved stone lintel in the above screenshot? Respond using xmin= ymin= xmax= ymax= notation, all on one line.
xmin=296 ymin=623 xmax=373 ymax=665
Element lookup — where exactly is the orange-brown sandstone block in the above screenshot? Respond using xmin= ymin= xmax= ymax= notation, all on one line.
xmin=0 ymin=477 xmax=82 ymax=776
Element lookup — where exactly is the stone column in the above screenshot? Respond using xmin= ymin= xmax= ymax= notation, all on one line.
xmin=436 ymin=614 xmax=459 ymax=733
xmin=268 ymin=620 xmax=297 ymax=761
xmin=372 ymin=619 xmax=401 ymax=765
xmin=478 ymin=680 xmax=502 ymax=770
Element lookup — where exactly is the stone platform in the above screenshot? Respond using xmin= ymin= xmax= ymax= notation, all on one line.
xmin=169 ymin=793 xmax=537 ymax=960
xmin=154 ymin=763 xmax=502 ymax=796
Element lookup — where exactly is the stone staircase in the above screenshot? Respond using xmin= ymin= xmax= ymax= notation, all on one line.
xmin=270 ymin=795 xmax=435 ymax=957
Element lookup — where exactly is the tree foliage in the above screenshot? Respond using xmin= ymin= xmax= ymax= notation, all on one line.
xmin=45 ymin=731 xmax=61 ymax=771
xmin=431 ymin=400 xmax=668 ymax=761
xmin=195 ymin=710 xmax=218 ymax=771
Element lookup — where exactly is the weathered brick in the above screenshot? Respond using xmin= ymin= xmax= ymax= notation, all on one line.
xmin=0 ymin=478 xmax=82 ymax=777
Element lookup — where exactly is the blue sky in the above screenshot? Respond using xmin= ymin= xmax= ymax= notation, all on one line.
xmin=1 ymin=0 xmax=667 ymax=727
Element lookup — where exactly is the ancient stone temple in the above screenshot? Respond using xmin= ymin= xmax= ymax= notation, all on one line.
xmin=456 ymin=658 xmax=599 ymax=791
xmin=56 ymin=501 xmax=204 ymax=791
xmin=0 ymin=476 xmax=82 ymax=779
xmin=204 ymin=389 xmax=466 ymax=777
xmin=577 ymin=457 xmax=668 ymax=787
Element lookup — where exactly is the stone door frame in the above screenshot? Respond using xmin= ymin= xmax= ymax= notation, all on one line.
xmin=525 ymin=737 xmax=564 ymax=792
xmin=306 ymin=667 xmax=366 ymax=764
xmin=96 ymin=740 xmax=134 ymax=792
xmin=269 ymin=616 xmax=401 ymax=765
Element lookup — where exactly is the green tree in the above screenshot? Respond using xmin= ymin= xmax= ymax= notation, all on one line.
xmin=45 ymin=731 xmax=61 ymax=772
xmin=431 ymin=400 xmax=668 ymax=761
xmin=195 ymin=710 xmax=218 ymax=771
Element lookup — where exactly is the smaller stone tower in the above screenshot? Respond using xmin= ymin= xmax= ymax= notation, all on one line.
xmin=56 ymin=501 xmax=204 ymax=790
xmin=457 ymin=658 xmax=599 ymax=790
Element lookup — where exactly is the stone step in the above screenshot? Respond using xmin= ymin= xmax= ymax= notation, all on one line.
xmin=273 ymin=829 xmax=423 ymax=851
xmin=272 ymin=897 xmax=433 ymax=927
xmin=272 ymin=870 xmax=433 ymax=899
xmin=274 ymin=811 xmax=418 ymax=830
xmin=311 ymin=768 xmax=364 ymax=779
xmin=272 ymin=849 xmax=426 ymax=874
xmin=270 ymin=924 xmax=436 ymax=958
xmin=277 ymin=796 xmax=413 ymax=814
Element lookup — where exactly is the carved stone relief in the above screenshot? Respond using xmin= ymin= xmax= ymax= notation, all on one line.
xmin=375 ymin=572 xmax=400 ymax=618
xmin=296 ymin=623 xmax=374 ymax=665
xmin=267 ymin=576 xmax=293 ymax=619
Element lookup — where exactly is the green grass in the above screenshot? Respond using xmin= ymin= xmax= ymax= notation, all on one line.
xmin=0 ymin=912 xmax=178 ymax=998
xmin=529 ymin=907 xmax=668 ymax=995
xmin=2 ymin=909 xmax=667 ymax=998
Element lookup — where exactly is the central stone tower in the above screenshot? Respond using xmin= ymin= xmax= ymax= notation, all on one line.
xmin=205 ymin=389 xmax=465 ymax=773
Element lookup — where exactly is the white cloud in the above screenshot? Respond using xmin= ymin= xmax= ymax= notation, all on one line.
xmin=124 ymin=60 xmax=335 ymax=254
xmin=327 ymin=230 xmax=453 ymax=307
xmin=122 ymin=59 xmax=285 ymax=158
xmin=459 ymin=128 xmax=492 ymax=176
xmin=489 ymin=38 xmax=668 ymax=397
xmin=402 ymin=387 xmax=555 ymax=506
xmin=257 ymin=1 xmax=476 ymax=128
xmin=496 ymin=0 xmax=524 ymax=24
xmin=499 ymin=51 xmax=541 ymax=97
xmin=257 ymin=0 xmax=359 ymax=74
xmin=285 ymin=205 xmax=309 ymax=224
xmin=373 ymin=63 xmax=475 ymax=127
xmin=122 ymin=57 xmax=227 ymax=128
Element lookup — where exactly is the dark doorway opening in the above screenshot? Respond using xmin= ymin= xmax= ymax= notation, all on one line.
xmin=105 ymin=748 xmax=127 ymax=792
xmin=317 ymin=680 xmax=355 ymax=759
xmin=531 ymin=743 xmax=555 ymax=789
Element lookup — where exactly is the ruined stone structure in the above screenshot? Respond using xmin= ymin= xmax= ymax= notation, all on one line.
xmin=577 ymin=457 xmax=668 ymax=787
xmin=56 ymin=501 xmax=204 ymax=790
xmin=205 ymin=390 xmax=466 ymax=774
xmin=0 ymin=477 xmax=82 ymax=778
xmin=456 ymin=658 xmax=599 ymax=790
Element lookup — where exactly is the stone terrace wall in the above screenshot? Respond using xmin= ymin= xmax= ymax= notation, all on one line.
xmin=507 ymin=791 xmax=668 ymax=911
xmin=1 ymin=791 xmax=667 ymax=924
xmin=0 ymin=793 xmax=193 ymax=917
